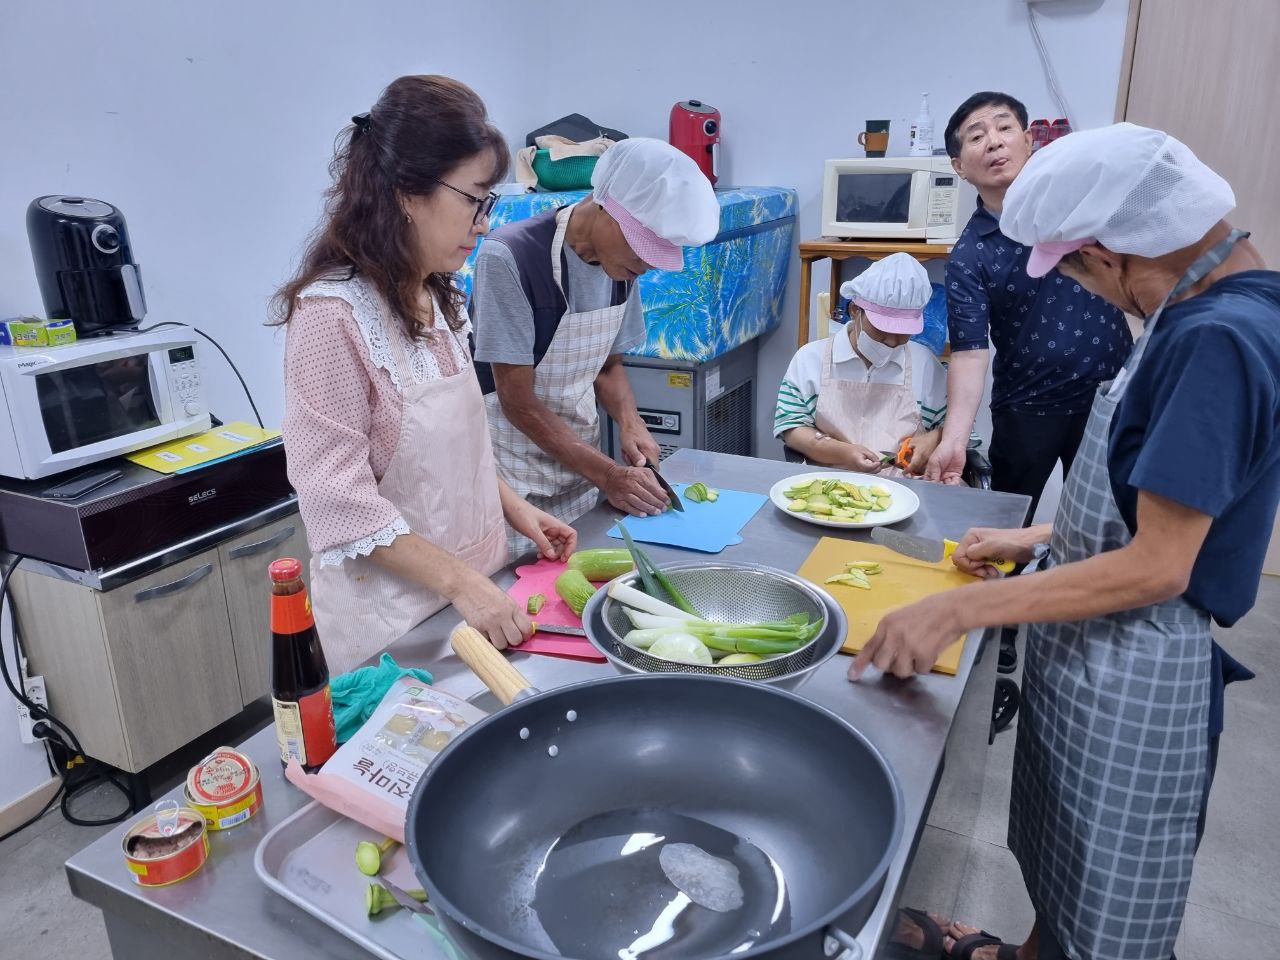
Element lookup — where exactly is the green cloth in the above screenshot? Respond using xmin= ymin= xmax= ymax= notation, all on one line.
xmin=331 ymin=654 xmax=433 ymax=743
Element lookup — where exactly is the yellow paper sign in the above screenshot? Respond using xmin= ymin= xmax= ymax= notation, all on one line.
xmin=127 ymin=422 xmax=280 ymax=474
xmin=667 ymin=372 xmax=692 ymax=388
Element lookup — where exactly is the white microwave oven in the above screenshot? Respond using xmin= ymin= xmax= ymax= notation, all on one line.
xmin=821 ymin=156 xmax=978 ymax=242
xmin=0 ymin=328 xmax=210 ymax=479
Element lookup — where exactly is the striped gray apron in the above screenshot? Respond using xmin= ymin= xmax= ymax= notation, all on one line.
xmin=1008 ymin=230 xmax=1247 ymax=960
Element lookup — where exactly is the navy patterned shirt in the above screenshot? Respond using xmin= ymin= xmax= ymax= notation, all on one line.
xmin=946 ymin=201 xmax=1133 ymax=415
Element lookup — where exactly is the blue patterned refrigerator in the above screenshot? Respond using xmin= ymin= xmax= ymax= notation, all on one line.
xmin=459 ymin=186 xmax=796 ymax=459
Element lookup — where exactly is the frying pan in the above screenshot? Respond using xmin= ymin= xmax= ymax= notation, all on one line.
xmin=405 ymin=625 xmax=902 ymax=960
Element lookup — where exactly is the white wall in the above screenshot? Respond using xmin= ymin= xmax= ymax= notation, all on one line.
xmin=535 ymin=0 xmax=1130 ymax=456
xmin=0 ymin=0 xmax=1128 ymax=804
xmin=0 ymin=612 xmax=51 ymax=808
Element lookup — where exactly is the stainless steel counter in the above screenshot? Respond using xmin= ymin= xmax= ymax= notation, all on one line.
xmin=65 ymin=449 xmax=1030 ymax=959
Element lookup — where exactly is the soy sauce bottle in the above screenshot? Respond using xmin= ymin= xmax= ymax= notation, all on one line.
xmin=269 ymin=558 xmax=336 ymax=772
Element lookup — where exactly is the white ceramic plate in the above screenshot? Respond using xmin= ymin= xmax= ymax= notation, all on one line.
xmin=768 ymin=471 xmax=921 ymax=530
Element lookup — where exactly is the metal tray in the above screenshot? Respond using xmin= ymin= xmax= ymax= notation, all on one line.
xmin=254 ymin=800 xmax=465 ymax=960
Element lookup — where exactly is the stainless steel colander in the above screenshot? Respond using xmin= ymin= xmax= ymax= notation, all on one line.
xmin=579 ymin=561 xmax=846 ymax=686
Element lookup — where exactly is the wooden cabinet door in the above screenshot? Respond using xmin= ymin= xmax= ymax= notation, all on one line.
xmin=97 ymin=552 xmax=241 ymax=770
xmin=10 ymin=569 xmax=131 ymax=771
xmin=217 ymin=513 xmax=308 ymax=705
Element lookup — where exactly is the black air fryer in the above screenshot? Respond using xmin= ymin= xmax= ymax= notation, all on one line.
xmin=27 ymin=196 xmax=147 ymax=336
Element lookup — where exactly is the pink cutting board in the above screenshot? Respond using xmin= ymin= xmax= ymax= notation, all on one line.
xmin=506 ymin=558 xmax=606 ymax=662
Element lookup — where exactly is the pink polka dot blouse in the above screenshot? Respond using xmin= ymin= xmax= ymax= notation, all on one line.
xmin=282 ymin=290 xmax=467 ymax=561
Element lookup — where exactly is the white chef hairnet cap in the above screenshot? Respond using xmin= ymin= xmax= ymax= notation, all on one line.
xmin=591 ymin=138 xmax=720 ymax=271
xmin=1000 ymin=122 xmax=1236 ymax=278
xmin=839 ymin=252 xmax=931 ymax=334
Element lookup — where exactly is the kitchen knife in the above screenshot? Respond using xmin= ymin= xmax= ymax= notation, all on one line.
xmin=644 ymin=459 xmax=684 ymax=512
xmin=380 ymin=879 xmax=434 ymax=916
xmin=531 ymin=622 xmax=587 ymax=637
xmin=870 ymin=527 xmax=1016 ymax=573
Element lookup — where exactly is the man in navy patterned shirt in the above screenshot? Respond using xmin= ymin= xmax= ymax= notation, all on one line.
xmin=926 ymin=92 xmax=1133 ymax=672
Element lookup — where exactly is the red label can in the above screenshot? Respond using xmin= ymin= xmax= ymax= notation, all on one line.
xmin=184 ymin=747 xmax=264 ymax=830
xmin=122 ymin=807 xmax=209 ymax=887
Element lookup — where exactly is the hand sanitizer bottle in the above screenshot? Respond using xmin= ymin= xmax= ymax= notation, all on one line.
xmin=909 ymin=93 xmax=934 ymax=157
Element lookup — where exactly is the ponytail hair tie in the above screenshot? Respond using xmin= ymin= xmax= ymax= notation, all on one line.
xmin=351 ymin=112 xmax=372 ymax=139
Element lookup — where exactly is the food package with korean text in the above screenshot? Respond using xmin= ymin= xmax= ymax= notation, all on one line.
xmin=284 ymin=675 xmax=487 ymax=840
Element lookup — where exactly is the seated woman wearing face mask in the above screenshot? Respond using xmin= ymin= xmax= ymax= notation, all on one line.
xmin=774 ymin=253 xmax=946 ymax=476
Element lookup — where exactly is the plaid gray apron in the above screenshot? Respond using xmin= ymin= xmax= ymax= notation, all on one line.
xmin=486 ymin=203 xmax=626 ymax=557
xmin=1008 ymin=230 xmax=1246 ymax=960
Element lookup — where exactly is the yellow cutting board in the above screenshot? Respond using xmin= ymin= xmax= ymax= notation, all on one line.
xmin=797 ymin=537 xmax=978 ymax=675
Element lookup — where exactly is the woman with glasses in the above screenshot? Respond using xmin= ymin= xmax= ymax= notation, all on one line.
xmin=275 ymin=75 xmax=575 ymax=672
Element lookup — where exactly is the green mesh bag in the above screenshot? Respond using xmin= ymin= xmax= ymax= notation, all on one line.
xmin=531 ymin=149 xmax=598 ymax=191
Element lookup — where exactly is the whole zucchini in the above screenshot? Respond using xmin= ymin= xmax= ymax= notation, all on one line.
xmin=566 ymin=548 xmax=634 ymax=582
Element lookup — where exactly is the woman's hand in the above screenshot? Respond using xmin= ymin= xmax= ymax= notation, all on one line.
xmin=450 ymin=570 xmax=530 ymax=650
xmin=951 ymin=526 xmax=1046 ymax=578
xmin=507 ymin=501 xmax=578 ymax=561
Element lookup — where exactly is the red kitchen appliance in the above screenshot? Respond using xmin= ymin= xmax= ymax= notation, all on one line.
xmin=669 ymin=100 xmax=720 ymax=185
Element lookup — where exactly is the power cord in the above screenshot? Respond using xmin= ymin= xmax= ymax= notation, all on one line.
xmin=0 ymin=555 xmax=133 ymax=843
xmin=139 ymin=322 xmax=265 ymax=429
xmin=1027 ymin=3 xmax=1076 ymax=124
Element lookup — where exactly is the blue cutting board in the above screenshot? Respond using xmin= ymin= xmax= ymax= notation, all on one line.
xmin=606 ymin=483 xmax=768 ymax=554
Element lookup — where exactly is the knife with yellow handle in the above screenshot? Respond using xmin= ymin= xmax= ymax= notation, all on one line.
xmin=870 ymin=527 xmax=1017 ymax=573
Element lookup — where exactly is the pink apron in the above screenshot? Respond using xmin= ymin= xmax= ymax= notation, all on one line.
xmin=309 ymin=294 xmax=508 ymax=673
xmin=813 ymin=334 xmax=921 ymax=478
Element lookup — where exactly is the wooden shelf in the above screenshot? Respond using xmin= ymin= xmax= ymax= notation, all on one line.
xmin=796 ymin=238 xmax=956 ymax=349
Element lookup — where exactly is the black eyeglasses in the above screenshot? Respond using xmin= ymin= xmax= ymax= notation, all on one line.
xmin=429 ymin=177 xmax=499 ymax=224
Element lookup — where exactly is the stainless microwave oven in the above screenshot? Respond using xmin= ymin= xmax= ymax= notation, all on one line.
xmin=0 ymin=328 xmax=210 ymax=479
xmin=821 ymin=156 xmax=978 ymax=242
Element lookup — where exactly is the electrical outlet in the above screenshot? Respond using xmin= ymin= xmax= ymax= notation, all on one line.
xmin=16 ymin=675 xmax=46 ymax=745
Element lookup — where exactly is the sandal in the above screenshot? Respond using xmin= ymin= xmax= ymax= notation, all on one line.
xmin=992 ymin=678 xmax=1020 ymax=734
xmin=948 ymin=929 xmax=1020 ymax=960
xmin=884 ymin=907 xmax=946 ymax=959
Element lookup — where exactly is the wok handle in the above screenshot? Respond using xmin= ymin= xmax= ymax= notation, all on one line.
xmin=822 ymin=925 xmax=863 ymax=960
xmin=450 ymin=625 xmax=532 ymax=705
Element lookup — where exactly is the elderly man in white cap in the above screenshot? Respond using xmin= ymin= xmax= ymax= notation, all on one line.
xmin=471 ymin=138 xmax=719 ymax=543
xmin=775 ymin=252 xmax=947 ymax=474
xmin=852 ymin=123 xmax=1277 ymax=960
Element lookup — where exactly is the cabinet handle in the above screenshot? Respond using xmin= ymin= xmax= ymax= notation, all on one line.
xmin=135 ymin=563 xmax=213 ymax=603
xmin=228 ymin=525 xmax=296 ymax=560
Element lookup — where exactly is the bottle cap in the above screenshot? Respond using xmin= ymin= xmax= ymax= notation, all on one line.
xmin=269 ymin=558 xmax=303 ymax=582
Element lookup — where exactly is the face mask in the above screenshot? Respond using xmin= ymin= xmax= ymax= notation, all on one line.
xmin=856 ymin=327 xmax=904 ymax=369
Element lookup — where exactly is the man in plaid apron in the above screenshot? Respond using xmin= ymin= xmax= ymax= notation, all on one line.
xmin=471 ymin=139 xmax=719 ymax=555
xmin=853 ymin=124 xmax=1277 ymax=960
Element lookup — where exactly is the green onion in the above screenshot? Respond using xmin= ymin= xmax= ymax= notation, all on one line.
xmin=618 ymin=521 xmax=702 ymax=617
xmin=619 ymin=521 xmax=662 ymax=596
xmin=699 ymin=634 xmax=807 ymax=655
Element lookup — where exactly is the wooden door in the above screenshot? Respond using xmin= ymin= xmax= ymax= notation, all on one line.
xmin=1118 ymin=0 xmax=1280 ymax=572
